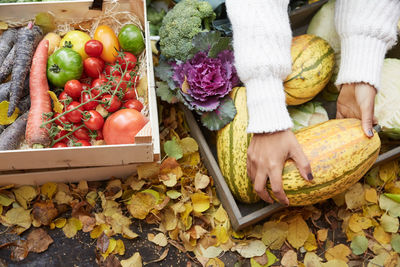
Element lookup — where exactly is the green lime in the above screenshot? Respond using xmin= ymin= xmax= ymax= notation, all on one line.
xmin=118 ymin=24 xmax=145 ymax=55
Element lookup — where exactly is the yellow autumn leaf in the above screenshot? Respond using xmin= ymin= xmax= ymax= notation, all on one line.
xmin=304 ymin=252 xmax=323 ymax=267
xmin=2 ymin=206 xmax=31 ymax=229
xmin=0 ymin=101 xmax=19 ymax=125
xmin=323 ymin=259 xmax=349 ymax=267
xmin=191 ymin=192 xmax=210 ymax=213
xmin=181 ymin=202 xmax=193 ymax=230
xmin=148 ymin=233 xmax=168 ymax=247
xmin=364 ymin=188 xmax=378 ymax=203
xmin=304 ymin=232 xmax=318 ymax=251
xmin=0 ymin=205 xmax=2 ymax=215
xmin=317 ymin=229 xmax=328 ymax=242
xmin=384 ymin=181 xmax=400 ymax=194
xmin=41 ymin=182 xmax=58 ymax=199
xmin=0 ymin=193 xmax=14 ymax=206
xmin=137 ymin=162 xmax=160 ymax=180
xmin=363 ymin=204 xmax=383 ymax=218
xmin=206 ymin=258 xmax=225 ymax=267
xmin=102 ymin=238 xmax=117 ymax=258
xmin=287 ymin=215 xmax=310 ymax=249
xmin=232 ymin=240 xmax=266 ymax=258
xmin=373 ymin=226 xmax=391 ymax=245
xmin=210 ymin=225 xmax=229 ymax=246
xmin=379 ymin=161 xmax=399 ymax=183
xmin=62 ymin=217 xmax=82 ymax=238
xmin=325 ymin=244 xmax=351 ymax=262
xmin=162 ymin=173 xmax=178 ymax=187
xmin=179 ymin=137 xmax=198 ymax=156
xmin=348 ymin=213 xmax=372 ymax=233
xmin=121 ymin=252 xmax=142 ymax=267
xmin=345 ymin=183 xmax=365 ymax=210
xmin=162 ymin=207 xmax=178 ymax=231
xmin=48 ymin=91 xmax=64 ymax=114
xmin=113 ymin=239 xmax=125 ymax=256
xmin=261 ymin=221 xmax=288 ymax=250
xmin=54 ymin=217 xmax=67 ymax=228
xmin=128 ymin=192 xmax=157 ymax=219
xmin=0 ymin=22 xmax=8 ymax=30
xmin=180 ymin=151 xmax=201 ymax=167
xmin=195 ymin=172 xmax=210 ymax=191
xmin=281 ymin=250 xmax=298 ymax=267
xmin=13 ymin=185 xmax=38 ymax=209
xmin=214 ymin=205 xmax=229 ymax=224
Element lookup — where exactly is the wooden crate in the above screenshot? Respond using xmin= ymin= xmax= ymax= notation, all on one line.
xmin=183 ymin=0 xmax=400 ymax=231
xmin=0 ymin=0 xmax=160 ymax=182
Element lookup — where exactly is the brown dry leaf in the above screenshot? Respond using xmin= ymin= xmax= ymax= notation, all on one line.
xmin=191 ymin=192 xmax=210 ymax=213
xmin=345 ymin=183 xmax=365 ymax=210
xmin=104 ymin=179 xmax=122 ymax=200
xmin=304 ymin=252 xmax=323 ymax=267
xmin=137 ymin=162 xmax=160 ymax=181
xmin=13 ymin=186 xmax=37 ymax=209
xmin=332 ymin=191 xmax=346 ymax=207
xmin=27 ymin=228 xmax=53 ymax=253
xmin=162 ymin=207 xmax=178 ymax=231
xmin=128 ymin=192 xmax=157 ymax=219
xmin=195 ymin=172 xmax=210 ymax=191
xmin=261 ymin=221 xmax=288 ymax=250
xmin=205 ymin=258 xmax=225 ymax=267
xmin=32 ymin=201 xmax=58 ymax=226
xmin=373 ymin=226 xmax=391 ymax=245
xmin=365 ymin=188 xmax=378 ymax=203
xmin=189 ymin=225 xmax=208 ymax=240
xmin=287 ymin=215 xmax=310 ymax=249
xmin=161 ymin=173 xmax=178 ymax=187
xmin=62 ymin=217 xmax=82 ymax=238
xmin=160 ymin=158 xmax=183 ymax=180
xmin=79 ymin=215 xmax=96 ymax=232
xmin=121 ymin=252 xmax=142 ymax=267
xmin=54 ymin=191 xmax=73 ymax=205
xmin=281 ymin=250 xmax=298 ymax=267
xmin=317 ymin=229 xmax=328 ymax=242
xmin=379 ymin=161 xmax=399 ymax=183
xmin=148 ymin=232 xmax=168 ymax=247
xmin=325 ymin=244 xmax=351 ymax=262
xmin=2 ymin=207 xmax=31 ymax=229
xmin=101 ymin=238 xmax=117 ymax=258
xmin=231 ymin=240 xmax=266 ymax=258
xmin=40 ymin=182 xmax=57 ymax=199
xmin=10 ymin=240 xmax=29 ymax=262
xmin=348 ymin=213 xmax=372 ymax=232
xmin=304 ymin=232 xmax=318 ymax=252
xmin=97 ymin=233 xmax=110 ymax=254
xmin=143 ymin=248 xmax=169 ymax=265
xmin=76 ymin=181 xmax=88 ymax=196
xmin=129 ymin=176 xmax=146 ymax=191
xmin=122 ymin=226 xmax=139 ymax=239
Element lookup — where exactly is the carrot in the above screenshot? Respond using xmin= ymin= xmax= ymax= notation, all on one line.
xmin=25 ymin=39 xmax=51 ymax=148
xmin=0 ymin=28 xmax=17 ymax=67
xmin=0 ymin=112 xmax=28 ymax=150
xmin=17 ymin=95 xmax=31 ymax=114
xmin=8 ymin=25 xmax=42 ymax=117
xmin=0 ymin=45 xmax=16 ymax=83
xmin=0 ymin=75 xmax=29 ymax=103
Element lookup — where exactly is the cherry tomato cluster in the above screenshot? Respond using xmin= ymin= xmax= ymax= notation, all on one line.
xmin=49 ymin=40 xmax=144 ymax=148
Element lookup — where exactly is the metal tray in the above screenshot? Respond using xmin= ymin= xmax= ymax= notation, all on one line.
xmin=182 ymin=1 xmax=400 ymax=231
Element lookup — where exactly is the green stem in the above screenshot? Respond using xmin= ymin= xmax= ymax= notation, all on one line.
xmin=50 ymin=124 xmax=85 ymax=146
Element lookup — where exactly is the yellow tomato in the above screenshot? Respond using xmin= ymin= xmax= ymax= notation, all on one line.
xmin=60 ymin=30 xmax=91 ymax=60
xmin=94 ymin=25 xmax=120 ymax=63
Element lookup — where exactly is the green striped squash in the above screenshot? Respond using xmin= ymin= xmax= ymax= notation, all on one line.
xmin=217 ymin=87 xmax=381 ymax=206
xmin=284 ymin=34 xmax=335 ymax=106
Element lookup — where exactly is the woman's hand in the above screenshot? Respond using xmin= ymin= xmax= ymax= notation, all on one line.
xmin=336 ymin=83 xmax=377 ymax=137
xmin=247 ymin=130 xmax=313 ymax=205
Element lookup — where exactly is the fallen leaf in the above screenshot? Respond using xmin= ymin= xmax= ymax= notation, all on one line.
xmin=250 ymin=250 xmax=278 ymax=267
xmin=281 ymin=250 xmax=298 ymax=267
xmin=373 ymin=226 xmax=391 ymax=245
xmin=0 ymin=193 xmax=14 ymax=206
xmin=210 ymin=225 xmax=229 ymax=246
xmin=164 ymin=139 xmax=183 ymax=160
xmin=287 ymin=215 xmax=310 ymax=249
xmin=205 ymin=258 xmax=224 ymax=267
xmin=198 ymin=245 xmax=223 ymax=258
xmin=128 ymin=192 xmax=157 ymax=219
xmin=364 ymin=188 xmax=378 ymax=203
xmin=214 ymin=205 xmax=229 ymax=224
xmin=345 ymin=183 xmax=365 ymax=210
xmin=113 ymin=239 xmax=125 ymax=256
xmin=304 ymin=232 xmax=317 ymax=252
xmin=122 ymin=226 xmax=139 ymax=239
xmin=137 ymin=162 xmax=160 ymax=181
xmin=148 ymin=233 xmax=168 ymax=247
xmin=54 ymin=191 xmax=73 ymax=205
xmin=367 ymin=251 xmax=390 ymax=267
xmin=323 ymin=259 xmax=348 ymax=267
xmin=86 ymin=191 xmax=98 ymax=207
xmin=41 ymin=182 xmax=57 ymax=199
xmin=379 ymin=194 xmax=400 ymax=217
xmin=162 ymin=173 xmax=178 ymax=187
xmin=121 ymin=252 xmax=142 ymax=267
xmin=2 ymin=207 xmax=31 ymax=229
xmin=350 ymin=235 xmax=368 ymax=255
xmin=101 ymin=237 xmax=117 ymax=258
xmin=348 ymin=213 xmax=372 ymax=232
xmin=62 ymin=217 xmax=82 ymax=238
xmin=13 ymin=186 xmax=37 ymax=209
xmin=97 ymin=233 xmax=110 ymax=254
xmin=79 ymin=215 xmax=96 ymax=232
xmin=195 ymin=172 xmax=210 ymax=190
xmin=166 ymin=190 xmax=181 ymax=200
xmin=261 ymin=221 xmax=288 ymax=250
xmin=143 ymin=248 xmax=169 ymax=265
xmin=54 ymin=217 xmax=66 ymax=228
xmin=391 ymin=234 xmax=400 ymax=253
xmin=27 ymin=228 xmax=53 ymax=253
xmin=10 ymin=240 xmax=29 ymax=262
xmin=162 ymin=207 xmax=178 ymax=231
xmin=232 ymin=240 xmax=266 ymax=258
xmin=304 ymin=252 xmax=323 ymax=267
xmin=48 ymin=91 xmax=63 ymax=113
xmin=363 ymin=204 xmax=383 ymax=218
xmin=379 ymin=161 xmax=398 ymax=183
xmin=179 ymin=137 xmax=198 ymax=156
xmin=325 ymin=244 xmax=351 ymax=262
xmin=189 ymin=225 xmax=208 ymax=240
xmin=317 ymin=229 xmax=328 ymax=242
xmin=380 ymin=213 xmax=399 ymax=233
xmin=32 ymin=201 xmax=58 ymax=226
xmin=191 ymin=192 xmax=210 ymax=213
xmin=252 ymin=253 xmax=269 ymax=266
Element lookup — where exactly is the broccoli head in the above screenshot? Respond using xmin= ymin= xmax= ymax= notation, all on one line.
xmin=159 ymin=0 xmax=216 ymax=61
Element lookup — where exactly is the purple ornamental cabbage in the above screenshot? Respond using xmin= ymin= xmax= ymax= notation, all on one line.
xmin=172 ymin=50 xmax=240 ymax=112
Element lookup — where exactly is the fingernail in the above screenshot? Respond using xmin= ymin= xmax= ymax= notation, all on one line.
xmin=368 ymin=129 xmax=374 ymax=137
xmin=307 ymin=173 xmax=314 ymax=181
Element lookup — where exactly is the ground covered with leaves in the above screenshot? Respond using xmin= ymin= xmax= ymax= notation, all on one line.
xmin=1 ymin=104 xmax=400 ymax=267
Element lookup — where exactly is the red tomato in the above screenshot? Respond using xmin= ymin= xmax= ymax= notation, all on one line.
xmin=116 ymin=52 xmax=137 ymax=71
xmin=84 ymin=57 xmax=105 ymax=78
xmin=52 ymin=142 xmax=68 ymax=148
xmin=123 ymin=99 xmax=143 ymax=112
xmin=111 ymin=76 xmax=128 ymax=92
xmin=83 ymin=110 xmax=104 ymax=131
xmin=103 ymin=109 xmax=148 ymax=145
xmin=54 ymin=130 xmax=69 ymax=144
xmin=122 ymin=72 xmax=138 ymax=82
xmin=81 ymin=92 xmax=98 ymax=110
xmin=123 ymin=86 xmax=137 ymax=101
xmin=54 ymin=113 xmax=71 ymax=128
xmin=64 ymin=80 xmax=83 ymax=100
xmin=66 ymin=101 xmax=84 ymax=123
xmin=104 ymin=65 xmax=121 ymax=77
xmin=85 ymin=40 xmax=103 ymax=57
xmin=95 ymin=129 xmax=103 ymax=140
xmin=91 ymin=77 xmax=108 ymax=96
xmin=75 ymin=140 xmax=91 ymax=146
xmin=101 ymin=94 xmax=121 ymax=113
xmin=58 ymin=91 xmax=73 ymax=107
xmin=73 ymin=126 xmax=90 ymax=141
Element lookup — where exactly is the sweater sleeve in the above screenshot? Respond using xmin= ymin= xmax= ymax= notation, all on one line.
xmin=226 ymin=0 xmax=293 ymax=133
xmin=335 ymin=0 xmax=400 ymax=90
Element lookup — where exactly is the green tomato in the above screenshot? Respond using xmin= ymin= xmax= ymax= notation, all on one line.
xmin=118 ymin=24 xmax=145 ymax=55
xmin=47 ymin=48 xmax=83 ymax=88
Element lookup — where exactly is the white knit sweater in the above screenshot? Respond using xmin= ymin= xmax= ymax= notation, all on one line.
xmin=226 ymin=0 xmax=400 ymax=133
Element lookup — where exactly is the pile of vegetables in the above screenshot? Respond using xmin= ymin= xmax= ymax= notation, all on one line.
xmin=0 ymin=16 xmax=149 ymax=150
